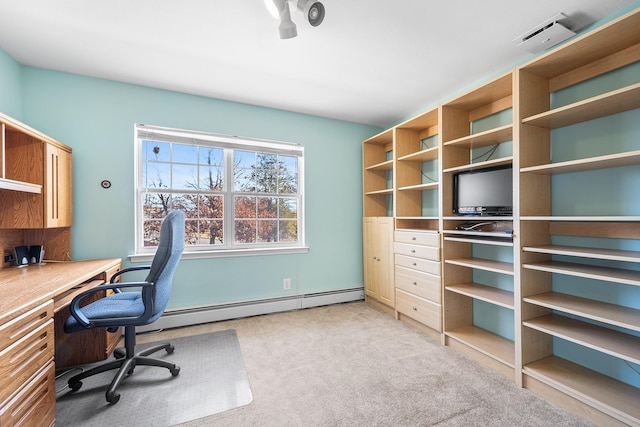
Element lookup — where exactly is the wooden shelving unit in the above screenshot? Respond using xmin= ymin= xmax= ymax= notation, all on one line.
xmin=361 ymin=7 xmax=640 ymax=425
xmin=517 ymin=7 xmax=640 ymax=426
xmin=395 ymin=108 xmax=440 ymax=232
xmin=363 ymin=129 xmax=394 ymax=218
xmin=439 ymin=70 xmax=518 ymax=381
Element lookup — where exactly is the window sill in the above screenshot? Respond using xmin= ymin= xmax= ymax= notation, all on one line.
xmin=129 ymin=246 xmax=310 ymax=263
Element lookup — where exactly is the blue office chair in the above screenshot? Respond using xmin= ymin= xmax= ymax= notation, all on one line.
xmin=64 ymin=210 xmax=185 ymax=404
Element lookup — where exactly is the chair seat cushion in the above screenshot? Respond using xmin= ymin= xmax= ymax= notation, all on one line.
xmin=64 ymin=291 xmax=145 ymax=333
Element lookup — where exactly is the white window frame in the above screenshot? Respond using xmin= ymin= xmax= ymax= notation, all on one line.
xmin=131 ymin=123 xmax=307 ymax=262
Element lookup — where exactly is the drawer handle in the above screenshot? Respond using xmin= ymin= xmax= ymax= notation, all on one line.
xmin=412 ymin=262 xmax=417 ymax=266
xmin=412 ymin=237 xmax=416 ymax=241
xmin=412 ymin=282 xmax=417 ymax=286
xmin=411 ymin=249 xmax=416 ymax=253
xmin=412 ymin=306 xmax=418 ymax=311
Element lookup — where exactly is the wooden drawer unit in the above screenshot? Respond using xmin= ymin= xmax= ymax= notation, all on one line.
xmin=396 ymin=289 xmax=441 ymax=331
xmin=0 ymin=361 xmax=55 ymax=427
xmin=0 ymin=301 xmax=54 ymax=404
xmin=394 ymin=229 xmax=442 ymax=334
xmin=395 ymin=254 xmax=440 ymax=275
xmin=395 ymin=266 xmax=441 ymax=303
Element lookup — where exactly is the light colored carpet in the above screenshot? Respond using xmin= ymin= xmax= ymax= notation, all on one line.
xmin=137 ymin=301 xmax=594 ymax=427
xmin=55 ymin=329 xmax=253 ymax=426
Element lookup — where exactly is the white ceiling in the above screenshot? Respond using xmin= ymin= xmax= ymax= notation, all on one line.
xmin=0 ymin=0 xmax=634 ymax=128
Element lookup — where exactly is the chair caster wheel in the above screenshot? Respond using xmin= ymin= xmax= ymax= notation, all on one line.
xmin=171 ymin=366 xmax=180 ymax=377
xmin=69 ymin=381 xmax=82 ymax=392
xmin=166 ymin=345 xmax=175 ymax=354
xmin=106 ymin=392 xmax=120 ymax=405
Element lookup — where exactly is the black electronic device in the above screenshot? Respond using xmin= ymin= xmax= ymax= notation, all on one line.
xmin=453 ymin=165 xmax=513 ymax=216
xmin=29 ymin=245 xmax=45 ymax=264
xmin=14 ymin=246 xmax=29 ymax=266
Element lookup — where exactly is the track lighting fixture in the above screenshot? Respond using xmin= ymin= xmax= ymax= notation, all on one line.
xmin=264 ymin=0 xmax=326 ymax=39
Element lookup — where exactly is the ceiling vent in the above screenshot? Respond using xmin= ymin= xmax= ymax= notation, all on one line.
xmin=512 ymin=13 xmax=576 ymax=54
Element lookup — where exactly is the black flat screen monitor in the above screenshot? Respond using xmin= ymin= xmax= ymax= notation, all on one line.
xmin=453 ymin=165 xmax=512 ymax=216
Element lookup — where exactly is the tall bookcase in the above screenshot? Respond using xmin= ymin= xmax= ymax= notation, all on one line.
xmin=362 ymin=6 xmax=640 ymax=425
xmin=440 ymin=71 xmax=518 ymax=380
xmin=517 ymin=9 xmax=640 ymax=425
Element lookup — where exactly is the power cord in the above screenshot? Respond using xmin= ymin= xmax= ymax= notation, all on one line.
xmin=55 ymin=367 xmax=84 ymax=395
xmin=456 ymin=221 xmax=497 ymax=231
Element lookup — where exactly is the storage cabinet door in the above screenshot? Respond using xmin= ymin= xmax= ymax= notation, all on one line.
xmin=44 ymin=143 xmax=72 ymax=228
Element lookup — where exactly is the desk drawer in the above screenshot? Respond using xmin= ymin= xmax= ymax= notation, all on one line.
xmin=0 ymin=319 xmax=55 ymax=403
xmin=395 ymin=266 xmax=441 ymax=304
xmin=395 ymin=243 xmax=439 ymax=261
xmin=396 ymin=289 xmax=441 ymax=331
xmin=0 ymin=361 xmax=55 ymax=427
xmin=395 ymin=230 xmax=439 ymax=247
xmin=0 ymin=301 xmax=53 ymax=351
xmin=395 ymin=254 xmax=440 ymax=275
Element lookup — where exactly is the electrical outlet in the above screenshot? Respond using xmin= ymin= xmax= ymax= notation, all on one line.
xmin=283 ymin=278 xmax=291 ymax=290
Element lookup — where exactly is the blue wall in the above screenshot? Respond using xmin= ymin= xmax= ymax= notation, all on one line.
xmin=0 ymin=60 xmax=380 ymax=310
xmin=0 ymin=49 xmax=23 ymax=119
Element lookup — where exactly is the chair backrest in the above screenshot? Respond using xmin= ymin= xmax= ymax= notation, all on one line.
xmin=145 ymin=210 xmax=185 ymax=323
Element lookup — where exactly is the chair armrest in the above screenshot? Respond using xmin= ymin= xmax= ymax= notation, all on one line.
xmin=69 ymin=281 xmax=154 ymax=328
xmin=110 ymin=265 xmax=151 ymax=283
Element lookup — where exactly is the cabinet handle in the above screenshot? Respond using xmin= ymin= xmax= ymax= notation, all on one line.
xmin=411 ymin=249 xmax=416 ymax=253
xmin=412 ymin=306 xmax=417 ymax=311
xmin=412 ymin=262 xmax=417 ymax=266
xmin=412 ymin=282 xmax=417 ymax=286
xmin=411 ymin=237 xmax=416 ymax=241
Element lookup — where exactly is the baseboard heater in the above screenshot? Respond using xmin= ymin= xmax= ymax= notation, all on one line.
xmin=138 ymin=287 xmax=365 ymax=333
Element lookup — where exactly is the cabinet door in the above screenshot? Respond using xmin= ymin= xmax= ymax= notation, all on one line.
xmin=363 ymin=218 xmax=378 ymax=299
xmin=375 ymin=217 xmax=394 ymax=306
xmin=363 ymin=217 xmax=394 ymax=307
xmin=44 ymin=143 xmax=72 ymax=228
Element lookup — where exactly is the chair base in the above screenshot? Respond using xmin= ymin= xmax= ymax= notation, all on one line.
xmin=68 ymin=342 xmax=180 ymax=405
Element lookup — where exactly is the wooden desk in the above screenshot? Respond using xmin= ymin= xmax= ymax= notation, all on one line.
xmin=0 ymin=258 xmax=121 ymax=427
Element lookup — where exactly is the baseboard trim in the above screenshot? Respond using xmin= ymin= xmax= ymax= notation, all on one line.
xmin=138 ymin=287 xmax=365 ymax=333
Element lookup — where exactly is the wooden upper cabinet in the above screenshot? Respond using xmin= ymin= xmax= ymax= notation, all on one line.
xmin=44 ymin=143 xmax=72 ymax=228
xmin=0 ymin=113 xmax=72 ymax=229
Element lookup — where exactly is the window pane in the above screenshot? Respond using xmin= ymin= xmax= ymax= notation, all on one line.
xmin=198 ymin=195 xmax=223 ymax=219
xmin=185 ymin=219 xmax=200 ymax=246
xmin=278 ymin=171 xmax=298 ymax=194
xmin=202 ymin=220 xmax=224 ymax=244
xmin=199 ymin=147 xmax=224 ymax=166
xmin=143 ymin=162 xmax=171 ymax=189
xmin=235 ymin=220 xmax=256 ymax=243
xmin=235 ymin=196 xmax=256 ymax=219
xmin=172 ymin=194 xmax=198 ymax=218
xmin=234 ymin=150 xmax=256 ymax=191
xmin=172 ymin=143 xmax=198 ymax=164
xmin=279 ymin=220 xmax=298 ymax=242
xmin=199 ymin=165 xmax=224 ymax=190
xmin=255 ymin=153 xmax=277 ymax=193
xmin=143 ymin=219 xmax=163 ymax=247
xmin=258 ymin=220 xmax=278 ymax=242
xmin=142 ymin=140 xmax=170 ymax=162
xmin=258 ymin=197 xmax=277 ymax=218
xmin=143 ymin=193 xmax=171 ymax=219
xmin=279 ymin=198 xmax=297 ymax=218
xmin=172 ymin=164 xmax=198 ymax=190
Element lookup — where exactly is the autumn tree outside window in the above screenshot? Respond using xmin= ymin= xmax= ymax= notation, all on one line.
xmin=135 ymin=124 xmax=305 ymax=257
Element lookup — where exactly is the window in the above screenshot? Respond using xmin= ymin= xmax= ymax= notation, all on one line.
xmin=134 ymin=124 xmax=305 ymax=257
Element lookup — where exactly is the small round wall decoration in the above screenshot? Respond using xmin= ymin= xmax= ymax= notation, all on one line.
xmin=101 ymin=180 xmax=112 ymax=189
